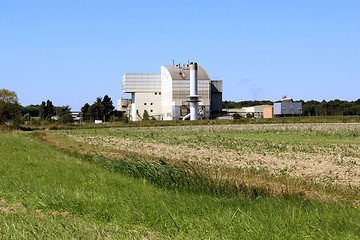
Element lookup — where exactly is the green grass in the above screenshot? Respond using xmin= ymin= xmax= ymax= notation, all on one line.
xmin=1 ymin=131 xmax=360 ymax=239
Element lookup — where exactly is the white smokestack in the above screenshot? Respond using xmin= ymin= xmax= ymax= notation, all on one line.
xmin=189 ymin=62 xmax=199 ymax=121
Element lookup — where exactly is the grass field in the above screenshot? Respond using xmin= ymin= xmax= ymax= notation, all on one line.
xmin=1 ymin=122 xmax=360 ymax=239
xmin=60 ymin=123 xmax=360 ymax=187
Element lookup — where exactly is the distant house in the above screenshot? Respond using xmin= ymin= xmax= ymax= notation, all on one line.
xmin=51 ymin=112 xmax=83 ymax=123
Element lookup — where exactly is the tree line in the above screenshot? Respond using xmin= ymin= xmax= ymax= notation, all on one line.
xmin=1 ymin=88 xmax=126 ymax=128
xmin=222 ymin=100 xmax=273 ymax=109
xmin=223 ymin=99 xmax=360 ymax=116
xmin=80 ymin=95 xmax=125 ymax=122
xmin=22 ymin=95 xmax=124 ymax=124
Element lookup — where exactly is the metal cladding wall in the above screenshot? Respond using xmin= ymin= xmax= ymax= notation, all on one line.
xmin=172 ymin=80 xmax=210 ymax=102
xmin=122 ymin=73 xmax=161 ymax=93
xmin=122 ymin=73 xmax=162 ymax=121
xmin=210 ymin=81 xmax=223 ymax=112
xmin=274 ymin=103 xmax=282 ymax=115
xmin=274 ymin=101 xmax=302 ymax=115
xmin=161 ymin=65 xmax=212 ymax=120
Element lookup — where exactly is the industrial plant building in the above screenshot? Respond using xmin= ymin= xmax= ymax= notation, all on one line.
xmin=222 ymin=97 xmax=302 ymax=119
xmin=223 ymin=105 xmax=273 ymax=119
xmin=120 ymin=63 xmax=222 ymax=121
xmin=274 ymin=97 xmax=302 ymax=116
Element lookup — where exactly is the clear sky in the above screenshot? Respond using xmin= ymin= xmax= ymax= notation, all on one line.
xmin=1 ymin=0 xmax=359 ymax=110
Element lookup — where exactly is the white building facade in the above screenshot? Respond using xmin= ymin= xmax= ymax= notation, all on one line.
xmin=122 ymin=64 xmax=222 ymax=121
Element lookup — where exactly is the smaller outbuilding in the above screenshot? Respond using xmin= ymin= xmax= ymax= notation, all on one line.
xmin=224 ymin=105 xmax=273 ymax=119
xmin=274 ymin=97 xmax=302 ymax=116
xmin=263 ymin=107 xmax=274 ymax=118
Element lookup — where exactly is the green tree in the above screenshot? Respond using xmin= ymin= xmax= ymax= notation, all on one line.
xmin=21 ymin=104 xmax=40 ymax=117
xmin=109 ymin=110 xmax=124 ymax=122
xmin=101 ymin=95 xmax=115 ymax=122
xmin=86 ymin=95 xmax=115 ymax=122
xmin=81 ymin=103 xmax=90 ymax=121
xmin=58 ymin=106 xmax=73 ymax=124
xmin=46 ymin=100 xmax=54 ymax=117
xmin=39 ymin=100 xmax=54 ymax=121
xmin=23 ymin=113 xmax=31 ymax=122
xmin=88 ymin=102 xmax=102 ymax=120
xmin=0 ymin=89 xmax=21 ymax=124
xmin=39 ymin=101 xmax=46 ymax=121
xmin=142 ymin=110 xmax=150 ymax=121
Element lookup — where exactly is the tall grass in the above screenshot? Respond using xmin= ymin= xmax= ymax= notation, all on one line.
xmin=87 ymin=152 xmax=270 ymax=198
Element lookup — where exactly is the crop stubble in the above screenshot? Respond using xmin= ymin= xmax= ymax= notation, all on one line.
xmin=65 ymin=123 xmax=360 ymax=187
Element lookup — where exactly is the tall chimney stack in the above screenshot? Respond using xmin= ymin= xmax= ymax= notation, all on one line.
xmin=189 ymin=62 xmax=199 ymax=120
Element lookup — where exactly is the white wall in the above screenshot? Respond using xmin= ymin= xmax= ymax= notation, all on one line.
xmin=161 ymin=66 xmax=173 ymax=120
xmin=131 ymin=92 xmax=162 ymax=120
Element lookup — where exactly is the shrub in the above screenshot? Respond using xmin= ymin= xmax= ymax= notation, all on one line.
xmin=233 ymin=113 xmax=241 ymax=119
xmin=143 ymin=110 xmax=150 ymax=121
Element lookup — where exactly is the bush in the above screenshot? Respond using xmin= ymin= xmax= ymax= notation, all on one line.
xmin=109 ymin=115 xmax=120 ymax=122
xmin=9 ymin=115 xmax=23 ymax=130
xmin=30 ymin=118 xmax=40 ymax=126
xmin=233 ymin=113 xmax=241 ymax=119
xmin=58 ymin=114 xmax=73 ymax=124
xmin=121 ymin=114 xmax=129 ymax=123
xmin=142 ymin=110 xmax=149 ymax=121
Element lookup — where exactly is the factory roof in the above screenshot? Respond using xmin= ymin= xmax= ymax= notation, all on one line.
xmin=162 ymin=65 xmax=210 ymax=80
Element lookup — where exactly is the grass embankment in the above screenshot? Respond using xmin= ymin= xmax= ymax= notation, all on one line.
xmin=1 ymin=131 xmax=360 ymax=239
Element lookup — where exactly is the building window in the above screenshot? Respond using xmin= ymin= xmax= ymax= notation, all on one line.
xmin=155 ymin=92 xmax=157 ymax=95
xmin=150 ymin=110 xmax=153 ymax=112
xmin=150 ymin=103 xmax=153 ymax=105
xmin=144 ymin=103 xmax=147 ymax=105
xmin=159 ymin=92 xmax=161 ymax=95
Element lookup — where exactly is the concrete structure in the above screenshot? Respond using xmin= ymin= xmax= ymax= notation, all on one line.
xmin=117 ymin=99 xmax=131 ymax=113
xmin=274 ymin=97 xmax=302 ymax=116
xmin=189 ymin=62 xmax=199 ymax=121
xmin=122 ymin=73 xmax=162 ymax=121
xmin=263 ymin=107 xmax=274 ymax=118
xmin=121 ymin=63 xmax=222 ymax=121
xmin=71 ymin=112 xmax=83 ymax=123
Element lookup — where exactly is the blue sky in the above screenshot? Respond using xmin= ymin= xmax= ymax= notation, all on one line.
xmin=1 ymin=0 xmax=359 ymax=110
